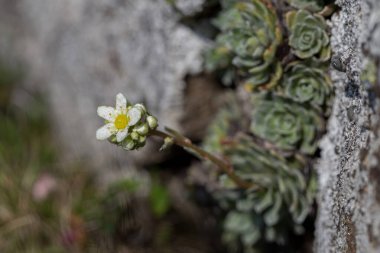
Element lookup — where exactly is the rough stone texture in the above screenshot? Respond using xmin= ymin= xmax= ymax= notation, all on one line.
xmin=173 ymin=0 xmax=206 ymax=16
xmin=367 ymin=1 xmax=380 ymax=58
xmin=0 ymin=0 xmax=208 ymax=176
xmin=3 ymin=0 xmax=380 ymax=250
xmin=315 ymin=0 xmax=380 ymax=252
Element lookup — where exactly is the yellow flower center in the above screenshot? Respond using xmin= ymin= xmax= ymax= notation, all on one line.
xmin=114 ymin=114 xmax=129 ymax=130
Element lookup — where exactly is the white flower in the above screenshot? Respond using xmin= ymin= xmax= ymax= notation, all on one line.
xmin=96 ymin=93 xmax=143 ymax=142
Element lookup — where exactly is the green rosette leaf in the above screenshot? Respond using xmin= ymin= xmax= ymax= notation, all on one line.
xmin=210 ymin=0 xmax=283 ymax=90
xmin=202 ymin=96 xmax=317 ymax=251
xmin=202 ymin=93 xmax=248 ymax=158
xmin=286 ymin=0 xmax=325 ymax=12
xmin=204 ymin=45 xmax=236 ymax=86
xmin=210 ymin=134 xmax=316 ymax=251
xmin=286 ymin=10 xmax=330 ymax=61
xmin=250 ymin=94 xmax=324 ymax=154
xmin=281 ymin=61 xmax=332 ymax=106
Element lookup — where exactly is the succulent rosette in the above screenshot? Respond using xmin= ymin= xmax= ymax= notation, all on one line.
xmin=282 ymin=62 xmax=332 ymax=106
xmin=286 ymin=0 xmax=325 ymax=12
xmin=250 ymin=94 xmax=323 ymax=154
xmin=208 ymin=134 xmax=316 ymax=250
xmin=203 ymin=103 xmax=317 ymax=250
xmin=204 ymin=46 xmax=236 ymax=86
xmin=286 ymin=10 xmax=330 ymax=61
xmin=212 ymin=0 xmax=283 ymax=89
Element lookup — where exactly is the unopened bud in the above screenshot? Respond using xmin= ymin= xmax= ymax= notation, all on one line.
xmin=122 ymin=138 xmax=135 ymax=150
xmin=131 ymin=132 xmax=140 ymax=141
xmin=147 ymin=115 xmax=158 ymax=129
xmin=139 ymin=135 xmax=147 ymax=144
xmin=136 ymin=123 xmax=149 ymax=135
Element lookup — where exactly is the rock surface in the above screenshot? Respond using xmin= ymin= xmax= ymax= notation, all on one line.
xmin=315 ymin=0 xmax=380 ymax=252
xmin=0 ymin=0 xmax=208 ymax=177
xmin=2 ymin=0 xmax=380 ymax=251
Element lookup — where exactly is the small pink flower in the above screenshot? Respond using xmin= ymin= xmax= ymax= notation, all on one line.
xmin=32 ymin=174 xmax=57 ymax=201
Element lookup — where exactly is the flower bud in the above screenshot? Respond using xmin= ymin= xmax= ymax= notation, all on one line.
xmin=135 ymin=123 xmax=149 ymax=135
xmin=131 ymin=132 xmax=140 ymax=141
xmin=122 ymin=138 xmax=135 ymax=150
xmin=138 ymin=135 xmax=147 ymax=144
xmin=147 ymin=115 xmax=158 ymax=129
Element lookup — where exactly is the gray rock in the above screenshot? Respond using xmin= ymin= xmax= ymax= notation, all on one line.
xmin=1 ymin=0 xmax=208 ymax=177
xmin=174 ymin=0 xmax=206 ymax=16
xmin=315 ymin=0 xmax=380 ymax=252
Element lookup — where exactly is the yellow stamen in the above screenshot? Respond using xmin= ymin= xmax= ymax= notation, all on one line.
xmin=114 ymin=114 xmax=129 ymax=130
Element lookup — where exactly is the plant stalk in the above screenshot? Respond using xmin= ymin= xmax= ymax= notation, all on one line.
xmin=150 ymin=129 xmax=254 ymax=189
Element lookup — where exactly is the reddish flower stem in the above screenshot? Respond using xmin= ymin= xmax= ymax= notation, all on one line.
xmin=150 ymin=129 xmax=254 ymax=189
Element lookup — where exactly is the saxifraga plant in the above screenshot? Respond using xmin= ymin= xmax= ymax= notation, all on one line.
xmin=96 ymin=0 xmax=335 ymax=252
xmin=202 ymin=97 xmax=316 ymax=252
xmin=249 ymin=94 xmax=324 ymax=155
xmin=219 ymin=135 xmax=316 ymax=252
xmin=281 ymin=61 xmax=332 ymax=108
xmin=286 ymin=10 xmax=331 ymax=61
xmin=205 ymin=0 xmax=282 ymax=90
xmin=200 ymin=0 xmax=333 ymax=252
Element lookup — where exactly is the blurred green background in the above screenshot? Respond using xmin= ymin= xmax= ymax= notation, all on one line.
xmin=0 ymin=58 xmax=218 ymax=253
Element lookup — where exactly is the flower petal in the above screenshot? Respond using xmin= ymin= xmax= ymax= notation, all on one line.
xmin=134 ymin=103 xmax=146 ymax=113
xmin=116 ymin=93 xmax=127 ymax=112
xmin=116 ymin=129 xmax=129 ymax=142
xmin=97 ymin=106 xmax=116 ymax=121
xmin=96 ymin=123 xmax=114 ymax=140
xmin=127 ymin=107 xmax=142 ymax=126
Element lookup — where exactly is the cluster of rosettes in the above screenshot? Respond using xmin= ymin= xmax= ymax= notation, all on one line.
xmin=203 ymin=0 xmax=334 ymax=251
xmin=220 ymin=135 xmax=316 ymax=250
xmin=96 ymin=93 xmax=158 ymax=150
xmin=206 ymin=0 xmax=333 ymax=154
xmin=206 ymin=0 xmax=282 ymax=89
xmin=203 ymin=96 xmax=316 ymax=251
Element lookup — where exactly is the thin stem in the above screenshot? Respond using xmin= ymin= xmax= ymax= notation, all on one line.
xmin=150 ymin=129 xmax=254 ymax=189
